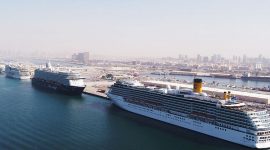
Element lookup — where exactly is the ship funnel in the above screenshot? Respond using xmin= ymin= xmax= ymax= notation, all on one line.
xmin=193 ymin=78 xmax=202 ymax=93
xmin=223 ymin=92 xmax=228 ymax=100
xmin=46 ymin=62 xmax=52 ymax=69
xmin=227 ymin=91 xmax=231 ymax=100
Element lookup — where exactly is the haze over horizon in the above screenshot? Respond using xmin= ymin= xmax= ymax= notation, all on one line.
xmin=0 ymin=0 xmax=270 ymax=58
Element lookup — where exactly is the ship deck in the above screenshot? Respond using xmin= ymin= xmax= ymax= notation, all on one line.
xmin=143 ymin=80 xmax=270 ymax=104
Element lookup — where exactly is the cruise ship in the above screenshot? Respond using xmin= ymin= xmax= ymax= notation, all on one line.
xmin=32 ymin=62 xmax=86 ymax=95
xmin=5 ymin=64 xmax=31 ymax=79
xmin=0 ymin=65 xmax=4 ymax=74
xmin=241 ymin=72 xmax=270 ymax=82
xmin=107 ymin=79 xmax=270 ymax=149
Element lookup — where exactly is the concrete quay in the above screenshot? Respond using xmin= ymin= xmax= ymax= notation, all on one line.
xmin=83 ymin=81 xmax=114 ymax=100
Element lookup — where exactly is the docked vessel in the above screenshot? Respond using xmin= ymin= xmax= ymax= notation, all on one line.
xmin=32 ymin=62 xmax=86 ymax=95
xmin=150 ymin=71 xmax=168 ymax=76
xmin=107 ymin=78 xmax=270 ymax=149
xmin=241 ymin=76 xmax=270 ymax=82
xmin=0 ymin=66 xmax=4 ymax=74
xmin=5 ymin=64 xmax=31 ymax=79
xmin=211 ymin=73 xmax=238 ymax=79
xmin=241 ymin=72 xmax=270 ymax=82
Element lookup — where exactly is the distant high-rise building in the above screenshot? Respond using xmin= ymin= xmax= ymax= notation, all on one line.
xmin=203 ymin=56 xmax=209 ymax=63
xmin=243 ymin=54 xmax=247 ymax=64
xmin=72 ymin=52 xmax=89 ymax=64
xmin=238 ymin=56 xmax=241 ymax=64
xmin=232 ymin=56 xmax=238 ymax=64
xmin=211 ymin=54 xmax=217 ymax=63
xmin=258 ymin=54 xmax=263 ymax=62
xmin=72 ymin=53 xmax=77 ymax=60
xmin=259 ymin=54 xmax=262 ymax=59
xmin=196 ymin=54 xmax=202 ymax=63
xmin=178 ymin=54 xmax=183 ymax=60
xmin=132 ymin=61 xmax=140 ymax=65
xmin=178 ymin=55 xmax=181 ymax=59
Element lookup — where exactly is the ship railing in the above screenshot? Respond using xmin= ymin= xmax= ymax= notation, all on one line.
xmin=189 ymin=116 xmax=215 ymax=125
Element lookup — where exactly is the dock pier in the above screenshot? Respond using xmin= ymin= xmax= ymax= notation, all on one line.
xmin=83 ymin=81 xmax=114 ymax=100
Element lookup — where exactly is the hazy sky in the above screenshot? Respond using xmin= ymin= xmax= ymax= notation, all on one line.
xmin=0 ymin=0 xmax=270 ymax=58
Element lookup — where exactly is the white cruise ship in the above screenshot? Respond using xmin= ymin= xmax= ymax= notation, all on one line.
xmin=32 ymin=62 xmax=86 ymax=95
xmin=5 ymin=64 xmax=31 ymax=79
xmin=0 ymin=65 xmax=4 ymax=74
xmin=107 ymin=79 xmax=270 ymax=149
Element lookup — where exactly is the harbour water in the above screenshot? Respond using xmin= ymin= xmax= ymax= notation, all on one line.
xmin=0 ymin=75 xmax=253 ymax=150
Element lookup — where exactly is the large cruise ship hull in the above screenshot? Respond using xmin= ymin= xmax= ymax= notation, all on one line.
xmin=108 ymin=93 xmax=270 ymax=149
xmin=32 ymin=78 xmax=85 ymax=95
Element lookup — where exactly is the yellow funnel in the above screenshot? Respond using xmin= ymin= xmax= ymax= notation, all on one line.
xmin=223 ymin=92 xmax=228 ymax=100
xmin=193 ymin=78 xmax=203 ymax=93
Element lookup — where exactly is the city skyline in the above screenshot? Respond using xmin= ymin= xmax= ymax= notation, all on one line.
xmin=2 ymin=1 xmax=270 ymax=149
xmin=1 ymin=0 xmax=270 ymax=58
xmin=0 ymin=48 xmax=268 ymax=60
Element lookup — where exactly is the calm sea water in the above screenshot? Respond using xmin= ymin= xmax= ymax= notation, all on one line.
xmin=0 ymin=75 xmax=253 ymax=150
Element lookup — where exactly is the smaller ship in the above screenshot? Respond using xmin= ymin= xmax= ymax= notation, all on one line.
xmin=0 ymin=66 xmax=4 ymax=74
xmin=32 ymin=62 xmax=86 ymax=95
xmin=150 ymin=71 xmax=168 ymax=75
xmin=211 ymin=73 xmax=238 ymax=79
xmin=241 ymin=73 xmax=270 ymax=82
xmin=5 ymin=64 xmax=31 ymax=79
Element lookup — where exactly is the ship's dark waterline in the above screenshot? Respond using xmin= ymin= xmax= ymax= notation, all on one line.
xmin=31 ymin=78 xmax=85 ymax=95
xmin=0 ymin=75 xmax=253 ymax=150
